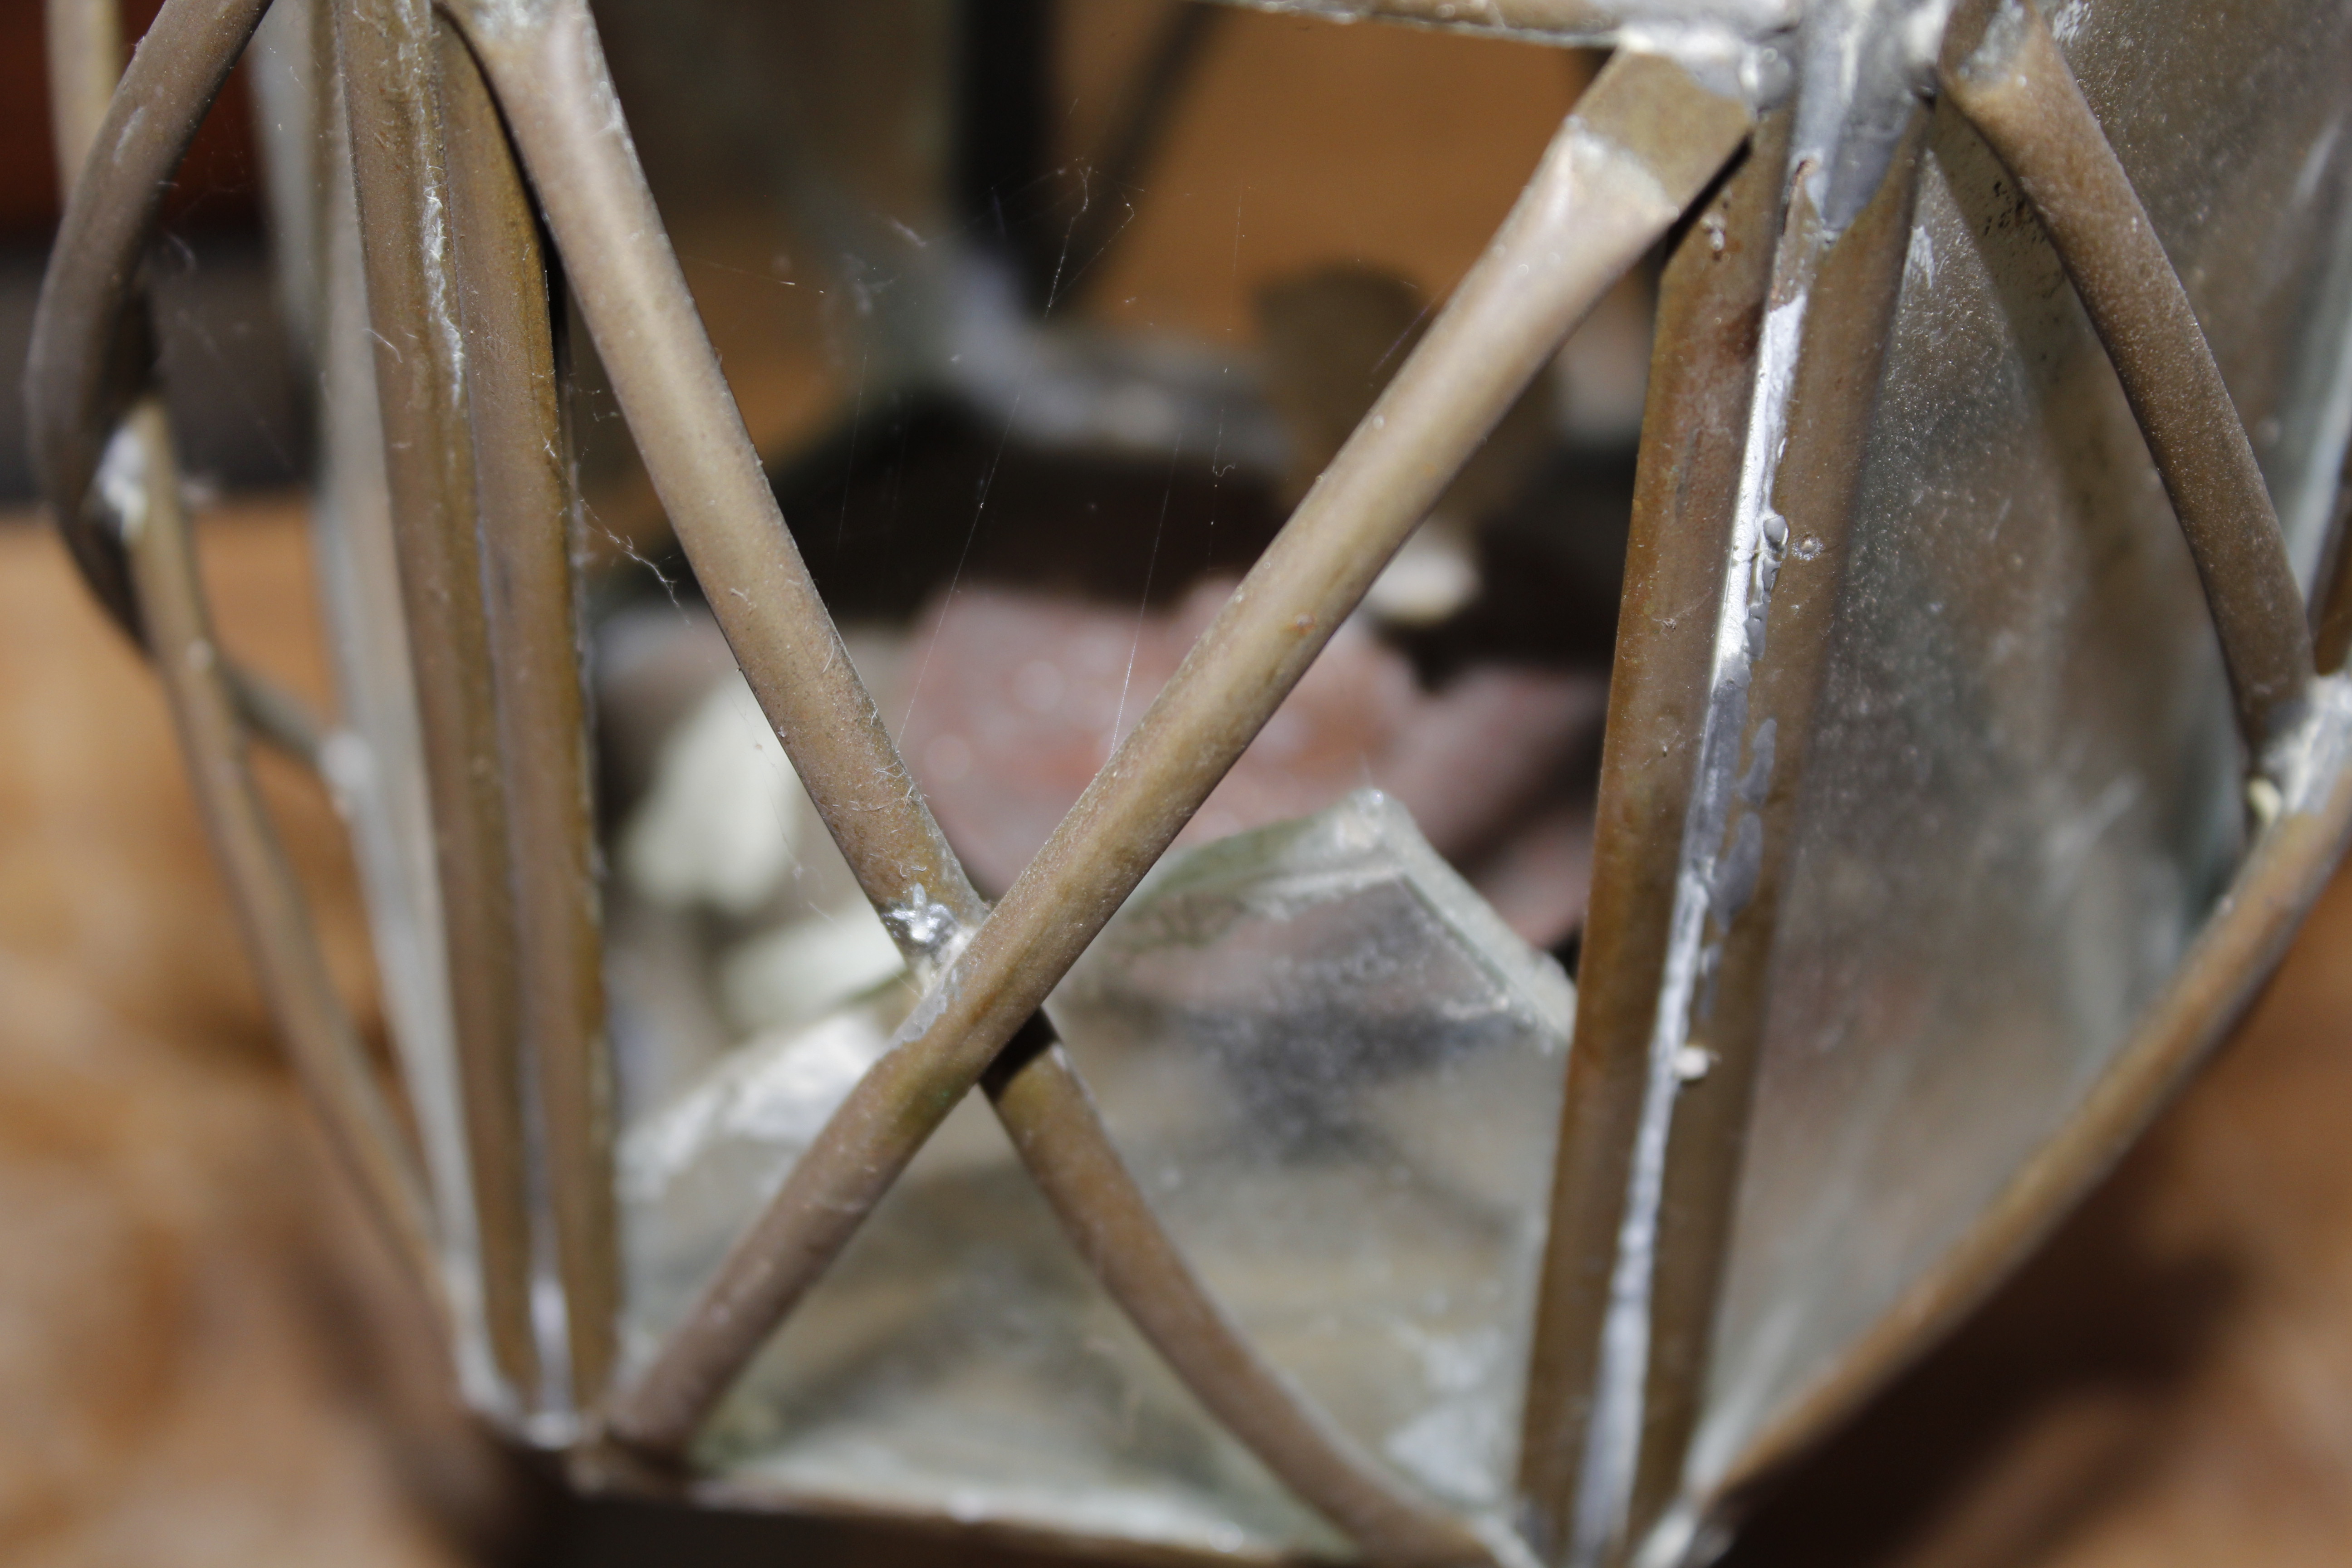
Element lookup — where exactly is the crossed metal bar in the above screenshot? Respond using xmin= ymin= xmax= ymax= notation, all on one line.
xmin=26 ymin=0 xmax=2350 ymax=1563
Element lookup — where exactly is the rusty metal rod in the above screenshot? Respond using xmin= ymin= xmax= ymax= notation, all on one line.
xmin=444 ymin=4 xmax=1493 ymax=1553
xmin=1941 ymin=0 xmax=2313 ymax=754
xmin=582 ymin=36 xmax=1748 ymax=1470
xmin=437 ymin=20 xmax=618 ymax=1411
xmin=335 ymin=0 xmax=540 ymax=1404
xmin=116 ymin=394 xmax=444 ymax=1301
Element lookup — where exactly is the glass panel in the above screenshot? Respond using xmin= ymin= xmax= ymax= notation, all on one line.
xmin=1695 ymin=0 xmax=2352 ymax=1486
xmin=1050 ymin=790 xmax=1574 ymax=1520
xmin=615 ymin=789 xmax=1572 ymax=1549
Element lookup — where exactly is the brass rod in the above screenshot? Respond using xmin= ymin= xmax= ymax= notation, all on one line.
xmin=1519 ymin=98 xmax=1927 ymax=1565
xmin=1208 ymin=0 xmax=1636 ymax=45
xmin=438 ymin=0 xmax=966 ymax=937
xmin=41 ymin=0 xmax=423 ymax=1278
xmin=437 ymin=19 xmax=618 ymax=1410
xmin=2312 ymin=447 xmax=2352 ymax=674
xmin=334 ymin=0 xmax=540 ymax=1404
xmin=31 ymin=0 xmax=328 ymax=769
xmin=1613 ymin=108 xmax=1927 ymax=1562
xmin=447 ymin=5 xmax=1498 ymax=1551
xmin=28 ymin=0 xmax=267 ymax=635
xmin=225 ymin=661 xmax=328 ymax=766
xmin=117 ymin=395 xmax=444 ymax=1301
xmin=571 ymin=34 xmax=1746 ymax=1472
xmin=1942 ymin=0 xmax=2314 ymax=755
xmin=44 ymin=0 xmax=121 ymax=173
xmin=1514 ymin=113 xmax=1788 ymax=1565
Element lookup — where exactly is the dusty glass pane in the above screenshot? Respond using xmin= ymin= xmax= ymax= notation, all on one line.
xmin=615 ymin=789 xmax=1571 ymax=1550
xmin=613 ymin=956 xmax=1337 ymax=1555
xmin=678 ymin=1088 xmax=1345 ymax=1557
xmin=1695 ymin=0 xmax=2352 ymax=1486
xmin=1050 ymin=789 xmax=1576 ymax=1520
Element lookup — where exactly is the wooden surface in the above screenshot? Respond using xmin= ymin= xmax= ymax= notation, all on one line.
xmin=0 ymin=505 xmax=523 ymax=1568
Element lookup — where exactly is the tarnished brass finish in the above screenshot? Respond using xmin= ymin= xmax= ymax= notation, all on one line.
xmin=1615 ymin=106 xmax=1927 ymax=1562
xmin=118 ymin=397 xmax=444 ymax=1302
xmin=1943 ymin=0 xmax=2314 ymax=753
xmin=1517 ymin=114 xmax=1787 ymax=1564
xmin=2315 ymin=452 xmax=2352 ymax=674
xmin=584 ymin=41 xmax=1747 ymax=1472
xmin=981 ymin=1034 xmax=1498 ymax=1566
xmin=436 ymin=23 xmax=618 ymax=1409
xmin=1520 ymin=83 xmax=1931 ymax=1563
xmin=36 ymin=0 xmax=434 ymax=1302
xmin=34 ymin=0 xmax=325 ymax=766
xmin=334 ymin=0 xmax=539 ymax=1401
xmin=440 ymin=5 xmax=1496 ymax=1550
xmin=28 ymin=0 xmax=268 ymax=634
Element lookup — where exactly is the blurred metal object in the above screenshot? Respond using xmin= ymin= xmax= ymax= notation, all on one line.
xmin=24 ymin=0 xmax=2352 ymax=1565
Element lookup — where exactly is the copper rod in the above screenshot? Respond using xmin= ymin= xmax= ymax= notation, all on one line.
xmin=436 ymin=20 xmax=618 ymax=1409
xmin=586 ymin=38 xmax=1748 ymax=1464
xmin=1941 ymin=0 xmax=2313 ymax=754
xmin=444 ymin=4 xmax=1496 ymax=1552
xmin=1515 ymin=113 xmax=1788 ymax=1564
xmin=116 ymin=395 xmax=444 ymax=1300
xmin=334 ymin=0 xmax=540 ymax=1403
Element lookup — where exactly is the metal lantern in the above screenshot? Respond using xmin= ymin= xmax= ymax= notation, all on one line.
xmin=27 ymin=0 xmax=2352 ymax=1564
